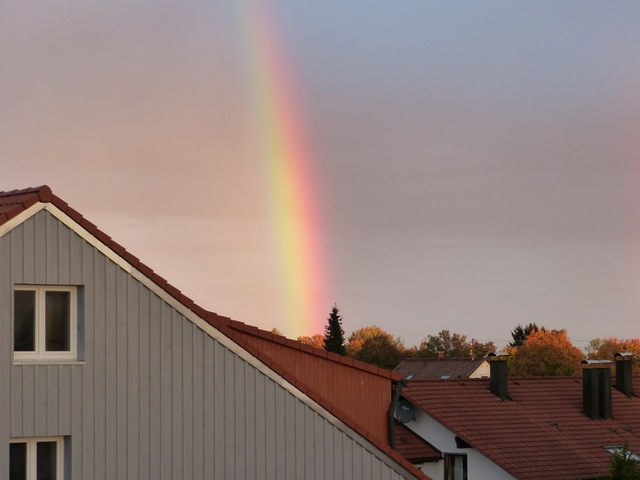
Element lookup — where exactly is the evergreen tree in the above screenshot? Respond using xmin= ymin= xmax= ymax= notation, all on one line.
xmin=324 ymin=305 xmax=346 ymax=355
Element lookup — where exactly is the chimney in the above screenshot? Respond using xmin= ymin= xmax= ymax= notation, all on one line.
xmin=614 ymin=352 xmax=634 ymax=397
xmin=581 ymin=360 xmax=612 ymax=420
xmin=437 ymin=351 xmax=444 ymax=360
xmin=488 ymin=352 xmax=509 ymax=400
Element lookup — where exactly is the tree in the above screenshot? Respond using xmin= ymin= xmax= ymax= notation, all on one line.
xmin=609 ymin=442 xmax=640 ymax=480
xmin=324 ymin=305 xmax=346 ymax=355
xmin=586 ymin=338 xmax=640 ymax=374
xmin=271 ymin=327 xmax=284 ymax=336
xmin=508 ymin=323 xmax=542 ymax=347
xmin=354 ymin=335 xmax=405 ymax=370
xmin=414 ymin=330 xmax=495 ymax=358
xmin=297 ymin=334 xmax=325 ymax=349
xmin=509 ymin=329 xmax=583 ymax=376
xmin=346 ymin=325 xmax=395 ymax=357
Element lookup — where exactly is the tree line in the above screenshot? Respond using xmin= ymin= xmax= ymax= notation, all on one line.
xmin=285 ymin=308 xmax=640 ymax=375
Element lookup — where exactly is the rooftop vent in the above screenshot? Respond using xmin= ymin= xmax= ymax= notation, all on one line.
xmin=581 ymin=360 xmax=612 ymax=420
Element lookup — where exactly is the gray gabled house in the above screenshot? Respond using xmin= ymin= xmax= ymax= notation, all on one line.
xmin=0 ymin=186 xmax=428 ymax=480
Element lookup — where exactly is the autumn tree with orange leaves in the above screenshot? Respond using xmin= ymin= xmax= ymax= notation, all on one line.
xmin=586 ymin=338 xmax=640 ymax=374
xmin=297 ymin=334 xmax=325 ymax=349
xmin=509 ymin=329 xmax=584 ymax=376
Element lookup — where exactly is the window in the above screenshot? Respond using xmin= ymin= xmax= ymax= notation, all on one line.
xmin=444 ymin=454 xmax=467 ymax=480
xmin=10 ymin=437 xmax=64 ymax=480
xmin=14 ymin=286 xmax=77 ymax=361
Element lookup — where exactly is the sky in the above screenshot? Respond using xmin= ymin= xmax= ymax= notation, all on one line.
xmin=2 ymin=1 xmax=640 ymax=349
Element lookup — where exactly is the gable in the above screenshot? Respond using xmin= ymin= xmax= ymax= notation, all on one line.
xmin=0 ymin=198 xmax=427 ymax=480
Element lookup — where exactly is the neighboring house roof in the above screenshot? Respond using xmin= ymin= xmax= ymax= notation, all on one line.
xmin=395 ymin=357 xmax=488 ymax=379
xmin=0 ymin=185 xmax=430 ymax=480
xmin=394 ymin=422 xmax=442 ymax=464
xmin=402 ymin=376 xmax=640 ymax=480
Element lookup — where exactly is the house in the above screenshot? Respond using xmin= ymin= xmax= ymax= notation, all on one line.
xmin=394 ymin=353 xmax=640 ymax=479
xmin=394 ymin=356 xmax=489 ymax=380
xmin=0 ymin=185 xmax=429 ymax=480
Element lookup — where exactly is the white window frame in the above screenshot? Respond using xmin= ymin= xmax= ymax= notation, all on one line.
xmin=13 ymin=285 xmax=77 ymax=362
xmin=9 ymin=436 xmax=64 ymax=480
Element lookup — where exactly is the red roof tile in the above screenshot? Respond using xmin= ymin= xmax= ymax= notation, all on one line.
xmin=395 ymin=357 xmax=488 ymax=379
xmin=403 ymin=376 xmax=640 ymax=480
xmin=394 ymin=422 xmax=442 ymax=463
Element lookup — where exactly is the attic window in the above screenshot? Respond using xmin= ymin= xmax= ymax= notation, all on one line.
xmin=14 ymin=286 xmax=77 ymax=362
xmin=441 ymin=374 xmax=452 ymax=379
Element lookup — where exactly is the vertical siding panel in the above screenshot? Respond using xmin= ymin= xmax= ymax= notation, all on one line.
xmin=343 ymin=433 xmax=353 ymax=479
xmin=234 ymin=357 xmax=246 ymax=479
xmin=46 ymin=211 xmax=59 ymax=284
xmin=362 ymin=449 xmax=372 ymax=480
xmin=274 ymin=379 xmax=286 ymax=479
xmin=171 ymin=310 xmax=183 ymax=479
xmin=127 ymin=278 xmax=140 ymax=480
xmin=224 ymin=349 xmax=236 ymax=479
xmin=34 ymin=367 xmax=47 ymax=436
xmin=160 ymin=302 xmax=173 ymax=480
xmin=69 ymin=233 xmax=83 ymax=285
xmin=244 ymin=365 xmax=256 ymax=480
xmin=57 ymin=222 xmax=71 ymax=285
xmin=10 ymin=368 xmax=23 ymax=436
xmin=82 ymin=241 xmax=96 ymax=479
xmin=371 ymin=456 xmax=382 ymax=480
xmin=22 ymin=217 xmax=35 ymax=283
xmin=46 ymin=366 xmax=59 ymax=435
xmin=254 ymin=372 xmax=266 ymax=480
xmin=304 ymin=408 xmax=315 ymax=479
xmin=203 ymin=336 xmax=215 ymax=479
xmin=213 ymin=342 xmax=226 ymax=478
xmin=58 ymin=366 xmax=71 ymax=434
xmin=182 ymin=322 xmax=194 ymax=480
xmin=116 ymin=268 xmax=128 ymax=479
xmin=333 ymin=429 xmax=343 ymax=480
xmin=34 ymin=211 xmax=47 ymax=284
xmin=295 ymin=400 xmax=305 ymax=479
xmin=323 ymin=420 xmax=333 ymax=480
xmin=284 ymin=394 xmax=296 ymax=480
xmin=22 ymin=366 xmax=35 ymax=436
xmin=71 ymin=364 xmax=84 ymax=479
xmin=192 ymin=328 xmax=204 ymax=480
xmin=11 ymin=225 xmax=24 ymax=282
xmin=148 ymin=294 xmax=162 ymax=480
xmin=138 ymin=286 xmax=151 ymax=480
xmin=104 ymin=259 xmax=117 ymax=480
xmin=313 ymin=415 xmax=325 ymax=480
xmin=264 ymin=377 xmax=277 ymax=479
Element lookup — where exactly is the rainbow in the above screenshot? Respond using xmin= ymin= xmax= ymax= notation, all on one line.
xmin=237 ymin=1 xmax=327 ymax=338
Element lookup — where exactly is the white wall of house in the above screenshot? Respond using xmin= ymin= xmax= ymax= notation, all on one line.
xmin=469 ymin=360 xmax=490 ymax=379
xmin=405 ymin=408 xmax=516 ymax=480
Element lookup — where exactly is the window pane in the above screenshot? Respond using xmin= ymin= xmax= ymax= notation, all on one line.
xmin=10 ymin=442 xmax=27 ymax=480
xmin=46 ymin=291 xmax=70 ymax=351
xmin=15 ymin=291 xmax=36 ymax=351
xmin=37 ymin=441 xmax=57 ymax=480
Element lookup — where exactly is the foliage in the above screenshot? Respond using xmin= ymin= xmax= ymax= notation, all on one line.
xmin=509 ymin=329 xmax=583 ymax=376
xmin=271 ymin=327 xmax=284 ymax=336
xmin=346 ymin=325 xmax=408 ymax=370
xmin=354 ymin=334 xmax=405 ymax=370
xmin=586 ymin=338 xmax=640 ymax=374
xmin=508 ymin=323 xmax=542 ymax=348
xmin=324 ymin=305 xmax=346 ymax=355
xmin=297 ymin=334 xmax=325 ymax=349
xmin=608 ymin=442 xmax=640 ymax=480
xmin=414 ymin=330 xmax=495 ymax=358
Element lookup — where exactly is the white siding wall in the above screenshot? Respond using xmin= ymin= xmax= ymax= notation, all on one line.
xmin=0 ymin=210 xmax=416 ymax=480
xmin=406 ymin=408 xmax=516 ymax=480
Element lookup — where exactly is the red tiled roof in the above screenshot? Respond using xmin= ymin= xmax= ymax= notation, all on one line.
xmin=402 ymin=376 xmax=640 ymax=480
xmin=0 ymin=186 xmax=430 ymax=480
xmin=395 ymin=357 xmax=487 ymax=379
xmin=227 ymin=320 xmax=404 ymax=381
xmin=394 ymin=422 xmax=441 ymax=463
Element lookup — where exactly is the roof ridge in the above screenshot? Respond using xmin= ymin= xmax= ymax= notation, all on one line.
xmin=226 ymin=320 xmax=404 ymax=381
